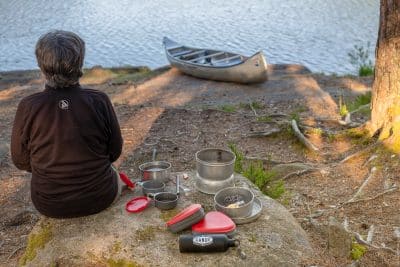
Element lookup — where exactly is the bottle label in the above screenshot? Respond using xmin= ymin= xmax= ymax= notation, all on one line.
xmin=193 ymin=235 xmax=214 ymax=247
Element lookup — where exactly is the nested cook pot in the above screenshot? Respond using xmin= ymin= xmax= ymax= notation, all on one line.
xmin=195 ymin=148 xmax=236 ymax=194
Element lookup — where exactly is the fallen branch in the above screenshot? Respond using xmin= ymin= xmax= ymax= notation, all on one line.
xmin=244 ymin=128 xmax=281 ymax=138
xmin=282 ymin=168 xmax=321 ymax=180
xmin=249 ymin=102 xmax=258 ymax=116
xmin=244 ymin=156 xmax=304 ymax=165
xmin=291 ymin=119 xmax=319 ymax=152
xmin=339 ymin=143 xmax=378 ymax=164
xmin=342 ymin=186 xmax=398 ymax=206
xmin=346 ymin=167 xmax=377 ymax=203
xmin=354 ymin=231 xmax=398 ymax=255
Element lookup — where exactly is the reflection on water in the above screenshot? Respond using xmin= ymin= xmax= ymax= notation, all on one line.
xmin=0 ymin=0 xmax=379 ymax=73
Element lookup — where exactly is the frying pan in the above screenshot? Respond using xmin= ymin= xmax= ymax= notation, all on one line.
xmin=126 ymin=175 xmax=181 ymax=212
xmin=149 ymin=174 xmax=180 ymax=210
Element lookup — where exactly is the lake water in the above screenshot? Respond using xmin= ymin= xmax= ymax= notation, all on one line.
xmin=0 ymin=0 xmax=379 ymax=74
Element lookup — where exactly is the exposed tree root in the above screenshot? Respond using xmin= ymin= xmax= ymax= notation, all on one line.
xmin=346 ymin=167 xmax=377 ymax=203
xmin=291 ymin=119 xmax=319 ymax=152
xmin=244 ymin=128 xmax=281 ymax=138
xmin=342 ymin=186 xmax=398 ymax=206
xmin=282 ymin=168 xmax=322 ymax=180
xmin=339 ymin=143 xmax=379 ymax=164
xmin=244 ymin=156 xmax=305 ymax=165
xmin=353 ymin=231 xmax=398 ymax=255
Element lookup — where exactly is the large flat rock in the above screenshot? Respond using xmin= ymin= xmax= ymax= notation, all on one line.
xmin=21 ymin=172 xmax=311 ymax=267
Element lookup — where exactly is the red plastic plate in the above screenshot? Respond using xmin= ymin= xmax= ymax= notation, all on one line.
xmin=166 ymin=204 xmax=202 ymax=226
xmin=125 ymin=196 xmax=150 ymax=213
xmin=192 ymin=211 xmax=236 ymax=234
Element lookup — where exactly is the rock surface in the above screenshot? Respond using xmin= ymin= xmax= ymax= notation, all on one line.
xmin=21 ymin=172 xmax=312 ymax=267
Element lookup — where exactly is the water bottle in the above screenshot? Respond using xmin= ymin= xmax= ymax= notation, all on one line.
xmin=179 ymin=234 xmax=237 ymax=253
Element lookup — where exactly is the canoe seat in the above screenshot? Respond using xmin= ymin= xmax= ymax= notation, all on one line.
xmin=180 ymin=50 xmax=206 ymax=59
xmin=171 ymin=50 xmax=194 ymax=57
xmin=189 ymin=52 xmax=226 ymax=63
xmin=212 ymin=55 xmax=242 ymax=64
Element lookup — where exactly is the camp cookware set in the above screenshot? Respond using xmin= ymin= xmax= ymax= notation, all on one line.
xmin=123 ymin=147 xmax=262 ymax=256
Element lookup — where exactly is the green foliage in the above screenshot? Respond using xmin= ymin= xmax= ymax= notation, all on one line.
xmin=220 ymin=104 xmax=236 ymax=113
xmin=351 ymin=242 xmax=367 ymax=260
xmin=289 ymin=112 xmax=300 ymax=123
xmin=264 ymin=180 xmax=285 ymax=199
xmin=228 ymin=143 xmax=244 ymax=173
xmin=251 ymin=101 xmax=263 ymax=109
xmin=229 ymin=145 xmax=285 ymax=199
xmin=339 ymin=103 xmax=349 ymax=117
xmin=348 ymin=42 xmax=374 ymax=76
xmin=348 ymin=92 xmax=371 ymax=113
xmin=256 ymin=115 xmax=273 ymax=122
xmin=359 ymin=66 xmax=374 ymax=77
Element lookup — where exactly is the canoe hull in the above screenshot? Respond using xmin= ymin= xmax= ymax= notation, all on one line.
xmin=163 ymin=38 xmax=268 ymax=84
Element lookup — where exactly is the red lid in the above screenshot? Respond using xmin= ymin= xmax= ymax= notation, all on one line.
xmin=125 ymin=196 xmax=150 ymax=213
xmin=166 ymin=204 xmax=202 ymax=226
xmin=192 ymin=211 xmax=236 ymax=234
xmin=119 ymin=172 xmax=135 ymax=189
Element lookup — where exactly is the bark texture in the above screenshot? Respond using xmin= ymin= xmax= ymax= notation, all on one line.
xmin=371 ymin=0 xmax=400 ymax=151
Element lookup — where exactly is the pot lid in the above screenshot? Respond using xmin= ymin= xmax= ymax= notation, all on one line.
xmin=166 ymin=204 xmax=203 ymax=226
xmin=125 ymin=196 xmax=150 ymax=213
xmin=192 ymin=211 xmax=236 ymax=234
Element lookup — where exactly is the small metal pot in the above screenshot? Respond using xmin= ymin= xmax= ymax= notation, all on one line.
xmin=214 ymin=187 xmax=254 ymax=218
xmin=140 ymin=180 xmax=165 ymax=195
xmin=153 ymin=192 xmax=179 ymax=210
xmin=139 ymin=148 xmax=172 ymax=182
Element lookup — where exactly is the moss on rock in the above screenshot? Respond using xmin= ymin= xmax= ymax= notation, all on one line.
xmin=107 ymin=258 xmax=141 ymax=267
xmin=19 ymin=222 xmax=53 ymax=266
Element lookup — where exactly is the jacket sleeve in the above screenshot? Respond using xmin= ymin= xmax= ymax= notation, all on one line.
xmin=104 ymin=95 xmax=123 ymax=163
xmin=11 ymin=99 xmax=32 ymax=172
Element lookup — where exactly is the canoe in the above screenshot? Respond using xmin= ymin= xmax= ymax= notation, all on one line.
xmin=162 ymin=37 xmax=268 ymax=84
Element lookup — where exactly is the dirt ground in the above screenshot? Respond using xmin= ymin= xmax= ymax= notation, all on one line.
xmin=0 ymin=65 xmax=399 ymax=266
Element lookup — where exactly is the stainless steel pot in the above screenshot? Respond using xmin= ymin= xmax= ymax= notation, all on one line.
xmin=195 ymin=148 xmax=236 ymax=194
xmin=196 ymin=148 xmax=235 ymax=180
xmin=139 ymin=161 xmax=171 ymax=182
xmin=139 ymin=148 xmax=171 ymax=182
xmin=214 ymin=187 xmax=254 ymax=218
xmin=140 ymin=180 xmax=165 ymax=195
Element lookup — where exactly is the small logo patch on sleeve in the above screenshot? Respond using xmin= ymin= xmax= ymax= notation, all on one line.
xmin=59 ymin=100 xmax=70 ymax=110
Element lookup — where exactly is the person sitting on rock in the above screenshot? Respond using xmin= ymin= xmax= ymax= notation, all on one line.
xmin=11 ymin=30 xmax=124 ymax=218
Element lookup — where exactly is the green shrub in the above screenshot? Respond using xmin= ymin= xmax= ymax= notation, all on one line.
xmin=264 ymin=180 xmax=285 ymax=199
xmin=348 ymin=42 xmax=374 ymax=77
xmin=228 ymin=143 xmax=244 ymax=173
xmin=351 ymin=242 xmax=367 ymax=260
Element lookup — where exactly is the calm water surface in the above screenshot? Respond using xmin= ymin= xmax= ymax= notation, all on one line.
xmin=0 ymin=0 xmax=379 ymax=73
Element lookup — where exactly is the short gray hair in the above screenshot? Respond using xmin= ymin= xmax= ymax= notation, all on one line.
xmin=35 ymin=30 xmax=85 ymax=88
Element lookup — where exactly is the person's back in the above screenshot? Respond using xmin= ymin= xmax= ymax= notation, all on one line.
xmin=11 ymin=30 xmax=123 ymax=218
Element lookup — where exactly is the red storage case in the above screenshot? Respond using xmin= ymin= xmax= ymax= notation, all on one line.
xmin=166 ymin=204 xmax=205 ymax=233
xmin=191 ymin=211 xmax=236 ymax=237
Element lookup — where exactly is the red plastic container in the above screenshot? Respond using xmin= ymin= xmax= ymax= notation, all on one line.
xmin=166 ymin=204 xmax=205 ymax=233
xmin=191 ymin=211 xmax=236 ymax=237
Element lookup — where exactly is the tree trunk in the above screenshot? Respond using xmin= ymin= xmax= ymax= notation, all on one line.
xmin=370 ymin=0 xmax=400 ymax=151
